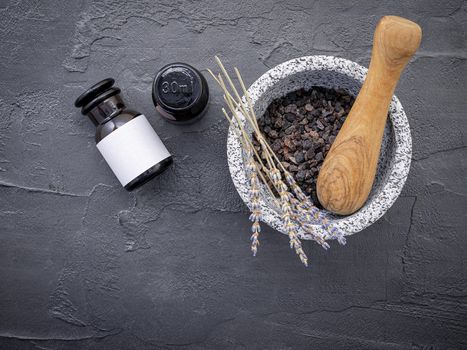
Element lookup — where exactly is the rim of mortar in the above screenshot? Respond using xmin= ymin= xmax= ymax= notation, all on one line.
xmin=226 ymin=55 xmax=412 ymax=239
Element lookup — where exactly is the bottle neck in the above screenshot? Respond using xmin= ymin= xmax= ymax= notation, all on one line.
xmin=87 ymin=95 xmax=125 ymax=126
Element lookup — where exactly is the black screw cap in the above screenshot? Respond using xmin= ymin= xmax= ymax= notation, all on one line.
xmin=152 ymin=63 xmax=209 ymax=123
xmin=75 ymin=78 xmax=115 ymax=108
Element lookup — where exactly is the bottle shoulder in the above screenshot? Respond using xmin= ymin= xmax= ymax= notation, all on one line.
xmin=95 ymin=109 xmax=141 ymax=143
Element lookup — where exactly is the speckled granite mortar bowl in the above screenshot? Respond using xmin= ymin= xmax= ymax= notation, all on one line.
xmin=227 ymin=55 xmax=412 ymax=239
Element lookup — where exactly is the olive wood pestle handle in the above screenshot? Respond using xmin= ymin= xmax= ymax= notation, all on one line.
xmin=317 ymin=16 xmax=422 ymax=215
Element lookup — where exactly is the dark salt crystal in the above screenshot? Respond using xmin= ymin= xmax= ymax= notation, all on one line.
xmin=292 ymin=139 xmax=302 ymax=149
xmin=274 ymin=119 xmax=284 ymax=128
xmin=285 ymin=125 xmax=296 ymax=135
xmin=285 ymin=104 xmax=297 ymax=113
xmin=284 ymin=137 xmax=295 ymax=150
xmin=255 ymin=86 xmax=355 ymax=207
xmin=272 ymin=139 xmax=282 ymax=152
xmin=269 ymin=129 xmax=278 ymax=138
xmin=306 ymin=148 xmax=315 ymax=160
xmin=285 ymin=113 xmax=296 ymax=122
xmin=315 ymin=152 xmax=323 ymax=162
xmin=309 ymin=159 xmax=318 ymax=167
xmin=308 ymin=130 xmax=319 ymax=140
xmin=289 ymin=164 xmax=298 ymax=172
xmin=294 ymin=151 xmax=305 ymax=164
xmin=296 ymin=99 xmax=306 ymax=107
xmin=296 ymin=171 xmax=306 ymax=182
xmin=302 ymin=139 xmax=313 ymax=149
xmin=288 ymin=156 xmax=297 ymax=164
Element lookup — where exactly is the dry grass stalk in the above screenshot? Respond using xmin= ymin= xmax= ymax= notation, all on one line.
xmin=209 ymin=56 xmax=347 ymax=266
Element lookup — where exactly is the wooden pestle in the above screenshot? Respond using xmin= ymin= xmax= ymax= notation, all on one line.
xmin=317 ymin=16 xmax=422 ymax=215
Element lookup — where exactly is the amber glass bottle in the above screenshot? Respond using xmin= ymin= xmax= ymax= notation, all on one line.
xmin=75 ymin=78 xmax=172 ymax=191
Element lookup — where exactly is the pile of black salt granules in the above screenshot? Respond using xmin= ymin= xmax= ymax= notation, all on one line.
xmin=254 ymin=87 xmax=355 ymax=207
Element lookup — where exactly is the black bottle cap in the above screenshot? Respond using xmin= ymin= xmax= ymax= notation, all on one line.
xmin=152 ymin=63 xmax=209 ymax=123
xmin=81 ymin=87 xmax=121 ymax=115
xmin=74 ymin=78 xmax=124 ymax=125
xmin=75 ymin=78 xmax=115 ymax=108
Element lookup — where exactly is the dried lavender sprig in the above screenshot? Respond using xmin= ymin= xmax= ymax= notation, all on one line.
xmin=258 ymin=136 xmax=346 ymax=245
xmin=230 ymin=74 xmax=329 ymax=254
xmin=212 ymin=57 xmax=325 ymax=265
xmin=221 ymin=63 xmax=309 ymax=264
xmin=289 ymin=196 xmax=330 ymax=249
xmin=218 ymin=77 xmax=279 ymax=205
xmin=211 ymin=61 xmax=287 ymax=258
xmin=245 ymin=149 xmax=262 ymax=256
xmin=219 ymin=96 xmax=281 ymax=256
xmin=240 ymin=93 xmax=346 ymax=245
xmin=271 ymin=169 xmax=308 ymax=266
xmin=222 ymin=112 xmax=265 ymax=254
xmin=283 ymin=172 xmax=347 ymax=245
xmin=220 ymin=94 xmax=277 ymax=202
xmin=298 ymin=198 xmax=347 ymax=245
xmin=218 ymin=65 xmax=276 ymax=172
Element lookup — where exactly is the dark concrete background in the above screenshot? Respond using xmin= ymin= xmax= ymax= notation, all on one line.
xmin=0 ymin=0 xmax=466 ymax=349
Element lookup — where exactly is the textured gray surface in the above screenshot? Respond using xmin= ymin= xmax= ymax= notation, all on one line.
xmin=0 ymin=0 xmax=466 ymax=349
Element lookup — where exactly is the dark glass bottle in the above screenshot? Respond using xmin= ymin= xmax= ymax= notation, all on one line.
xmin=75 ymin=78 xmax=173 ymax=191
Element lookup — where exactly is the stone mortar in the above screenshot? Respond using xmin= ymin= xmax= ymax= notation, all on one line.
xmin=227 ymin=55 xmax=412 ymax=239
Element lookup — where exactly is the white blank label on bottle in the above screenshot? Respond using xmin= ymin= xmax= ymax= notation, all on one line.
xmin=96 ymin=115 xmax=171 ymax=186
